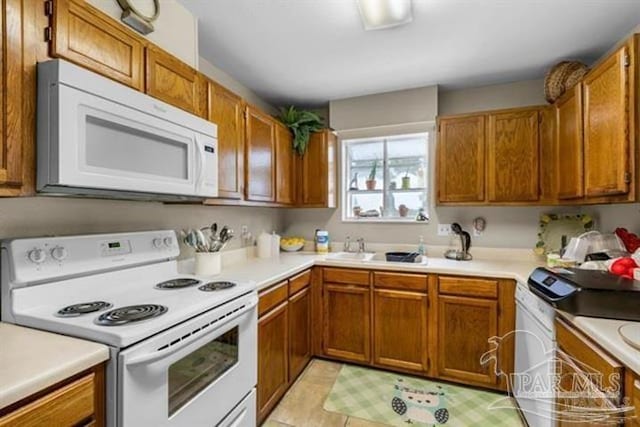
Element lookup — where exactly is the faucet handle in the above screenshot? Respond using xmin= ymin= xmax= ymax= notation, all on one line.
xmin=357 ymin=237 xmax=366 ymax=252
xmin=343 ymin=236 xmax=352 ymax=252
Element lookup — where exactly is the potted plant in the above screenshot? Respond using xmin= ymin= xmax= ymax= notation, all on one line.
xmin=366 ymin=160 xmax=378 ymax=190
xmin=401 ymin=171 xmax=411 ymax=189
xmin=279 ymin=106 xmax=325 ymax=156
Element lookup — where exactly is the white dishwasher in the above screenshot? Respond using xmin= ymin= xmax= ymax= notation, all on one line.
xmin=514 ymin=281 xmax=556 ymax=427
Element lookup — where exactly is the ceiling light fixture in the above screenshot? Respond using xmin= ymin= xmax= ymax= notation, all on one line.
xmin=356 ymin=0 xmax=413 ymax=31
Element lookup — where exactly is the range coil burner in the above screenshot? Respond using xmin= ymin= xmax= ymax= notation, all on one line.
xmin=199 ymin=281 xmax=237 ymax=292
xmin=155 ymin=278 xmax=201 ymax=289
xmin=95 ymin=304 xmax=168 ymax=326
xmin=57 ymin=301 xmax=113 ymax=317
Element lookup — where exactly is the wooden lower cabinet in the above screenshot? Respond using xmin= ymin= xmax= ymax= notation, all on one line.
xmin=323 ymin=283 xmax=371 ymax=363
xmin=288 ymin=286 xmax=311 ymax=381
xmin=0 ymin=365 xmax=105 ymax=427
xmin=257 ymin=300 xmax=288 ymax=424
xmin=373 ymin=289 xmax=428 ymax=372
xmin=626 ymin=371 xmax=640 ymax=427
xmin=436 ymin=294 xmax=499 ymax=387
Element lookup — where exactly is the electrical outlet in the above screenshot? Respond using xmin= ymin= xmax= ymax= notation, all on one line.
xmin=437 ymin=224 xmax=452 ymax=236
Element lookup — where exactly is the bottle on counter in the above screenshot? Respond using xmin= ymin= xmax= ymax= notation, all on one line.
xmin=271 ymin=231 xmax=281 ymax=258
xmin=417 ymin=235 xmax=426 ymax=256
xmin=257 ymin=231 xmax=272 ymax=259
xmin=315 ymin=229 xmax=329 ymax=254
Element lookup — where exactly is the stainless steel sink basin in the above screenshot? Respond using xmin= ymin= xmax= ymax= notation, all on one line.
xmin=370 ymin=253 xmax=428 ymax=264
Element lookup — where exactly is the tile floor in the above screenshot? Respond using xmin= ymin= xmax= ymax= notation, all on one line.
xmin=263 ymin=359 xmax=523 ymax=427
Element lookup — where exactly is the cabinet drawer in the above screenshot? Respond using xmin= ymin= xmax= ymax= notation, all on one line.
xmin=556 ymin=318 xmax=623 ymax=393
xmin=438 ymin=276 xmax=498 ymax=298
xmin=323 ymin=268 xmax=369 ymax=286
xmin=373 ymin=272 xmax=427 ymax=292
xmin=259 ymin=281 xmax=288 ymax=317
xmin=0 ymin=373 xmax=95 ymax=427
xmin=289 ymin=270 xmax=311 ymax=295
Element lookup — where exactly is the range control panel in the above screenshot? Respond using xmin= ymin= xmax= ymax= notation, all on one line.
xmin=5 ymin=230 xmax=179 ymax=286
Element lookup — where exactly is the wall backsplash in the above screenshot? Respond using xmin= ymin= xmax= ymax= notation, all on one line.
xmin=0 ymin=197 xmax=284 ymax=254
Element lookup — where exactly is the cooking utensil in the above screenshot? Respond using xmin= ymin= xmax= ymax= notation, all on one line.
xmin=195 ymin=229 xmax=209 ymax=252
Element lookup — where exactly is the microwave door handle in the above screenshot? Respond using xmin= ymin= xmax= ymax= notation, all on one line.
xmin=194 ymin=135 xmax=206 ymax=189
xmin=126 ymin=296 xmax=257 ymax=368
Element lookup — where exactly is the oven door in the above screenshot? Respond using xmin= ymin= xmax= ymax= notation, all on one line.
xmin=45 ymin=83 xmax=217 ymax=198
xmin=117 ymin=295 xmax=257 ymax=427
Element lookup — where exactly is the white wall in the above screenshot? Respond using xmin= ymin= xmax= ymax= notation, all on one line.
xmin=283 ymin=80 xmax=640 ymax=250
xmin=87 ymin=0 xmax=198 ymax=67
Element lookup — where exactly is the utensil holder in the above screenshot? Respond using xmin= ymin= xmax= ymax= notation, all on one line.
xmin=194 ymin=252 xmax=221 ymax=276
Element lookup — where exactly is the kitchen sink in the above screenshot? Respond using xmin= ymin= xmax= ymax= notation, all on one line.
xmin=325 ymin=251 xmax=376 ymax=262
xmin=369 ymin=252 xmax=428 ymax=264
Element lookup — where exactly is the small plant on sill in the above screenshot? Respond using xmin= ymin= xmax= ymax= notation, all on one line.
xmin=279 ymin=106 xmax=325 ymax=156
xmin=366 ymin=160 xmax=378 ymax=190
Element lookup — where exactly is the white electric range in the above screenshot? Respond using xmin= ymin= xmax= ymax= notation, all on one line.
xmin=1 ymin=230 xmax=257 ymax=427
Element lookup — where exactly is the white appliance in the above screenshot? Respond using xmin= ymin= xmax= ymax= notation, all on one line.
xmin=1 ymin=230 xmax=256 ymax=427
xmin=514 ymin=281 xmax=556 ymax=427
xmin=37 ymin=59 xmax=218 ymax=201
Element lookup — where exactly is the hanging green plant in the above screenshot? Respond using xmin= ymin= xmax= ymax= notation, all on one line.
xmin=279 ymin=106 xmax=325 ymax=156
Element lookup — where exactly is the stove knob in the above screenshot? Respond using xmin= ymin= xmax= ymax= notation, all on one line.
xmin=28 ymin=248 xmax=46 ymax=264
xmin=50 ymin=246 xmax=68 ymax=261
xmin=163 ymin=237 xmax=173 ymax=247
xmin=153 ymin=238 xmax=164 ymax=248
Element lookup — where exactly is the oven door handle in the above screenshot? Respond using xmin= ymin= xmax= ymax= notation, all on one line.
xmin=125 ymin=296 xmax=257 ymax=368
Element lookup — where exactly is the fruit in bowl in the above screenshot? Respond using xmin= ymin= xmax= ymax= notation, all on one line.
xmin=280 ymin=237 xmax=305 ymax=252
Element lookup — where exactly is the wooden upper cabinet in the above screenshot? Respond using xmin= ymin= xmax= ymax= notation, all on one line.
xmin=437 ymin=115 xmax=485 ymax=203
xmin=208 ymin=82 xmax=244 ymax=199
xmin=539 ymin=105 xmax=558 ymax=203
xmin=583 ymin=45 xmax=631 ymax=198
xmin=51 ymin=0 xmax=144 ymax=90
xmin=0 ymin=0 xmax=24 ymax=191
xmin=145 ymin=46 xmax=206 ymax=117
xmin=275 ymin=124 xmax=296 ymax=205
xmin=436 ymin=294 xmax=498 ymax=387
xmin=486 ymin=109 xmax=540 ymax=202
xmin=299 ymin=130 xmax=337 ymax=207
xmin=556 ymin=84 xmax=584 ymax=200
xmin=245 ymin=106 xmax=276 ymax=202
xmin=373 ymin=289 xmax=428 ymax=372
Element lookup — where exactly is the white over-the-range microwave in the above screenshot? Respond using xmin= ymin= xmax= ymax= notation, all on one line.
xmin=37 ymin=59 xmax=218 ymax=201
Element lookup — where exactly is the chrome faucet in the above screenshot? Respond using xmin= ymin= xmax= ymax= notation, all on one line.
xmin=357 ymin=238 xmax=366 ymax=254
xmin=343 ymin=236 xmax=352 ymax=252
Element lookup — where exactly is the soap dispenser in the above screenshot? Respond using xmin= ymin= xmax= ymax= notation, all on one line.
xmin=417 ymin=235 xmax=426 ymax=256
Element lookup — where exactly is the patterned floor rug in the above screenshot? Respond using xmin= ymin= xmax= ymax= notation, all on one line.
xmin=323 ymin=365 xmax=523 ymax=427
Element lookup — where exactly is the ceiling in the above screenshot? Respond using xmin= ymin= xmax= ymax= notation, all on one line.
xmin=178 ymin=0 xmax=640 ymax=107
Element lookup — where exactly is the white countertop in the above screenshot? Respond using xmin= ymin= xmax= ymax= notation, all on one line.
xmin=0 ymin=323 xmax=109 ymax=410
xmin=558 ymin=312 xmax=640 ymax=377
xmin=195 ymin=249 xmax=640 ymax=380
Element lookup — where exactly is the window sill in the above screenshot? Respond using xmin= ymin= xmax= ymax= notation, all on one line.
xmin=341 ymin=217 xmax=430 ymax=224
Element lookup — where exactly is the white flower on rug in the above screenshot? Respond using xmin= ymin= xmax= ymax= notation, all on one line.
xmin=391 ymin=379 xmax=450 ymax=425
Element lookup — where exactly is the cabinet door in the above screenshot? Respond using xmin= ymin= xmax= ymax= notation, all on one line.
xmin=556 ymin=84 xmax=584 ymax=200
xmin=437 ymin=115 xmax=485 ymax=203
xmin=487 ymin=109 xmax=540 ymax=202
xmin=0 ymin=0 xmax=24 ymax=190
xmin=145 ymin=46 xmax=206 ymax=117
xmin=625 ymin=371 xmax=640 ymax=427
xmin=258 ymin=302 xmax=288 ymax=423
xmin=437 ymin=295 xmax=498 ymax=386
xmin=275 ymin=124 xmax=296 ymax=205
xmin=208 ymin=82 xmax=244 ymax=199
xmin=323 ymin=284 xmax=371 ymax=363
xmin=299 ymin=130 xmax=337 ymax=207
xmin=288 ymin=287 xmax=311 ymax=382
xmin=583 ymin=45 xmax=631 ymax=198
xmin=373 ymin=289 xmax=428 ymax=372
xmin=245 ymin=106 xmax=276 ymax=202
xmin=51 ymin=0 xmax=144 ymax=90
xmin=539 ymin=105 xmax=558 ymax=203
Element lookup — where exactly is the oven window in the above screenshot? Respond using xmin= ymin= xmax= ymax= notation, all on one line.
xmin=168 ymin=327 xmax=239 ymax=416
xmin=85 ymin=115 xmax=189 ymax=180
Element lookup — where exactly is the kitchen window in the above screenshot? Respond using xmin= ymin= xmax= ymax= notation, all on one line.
xmin=342 ymin=133 xmax=430 ymax=222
